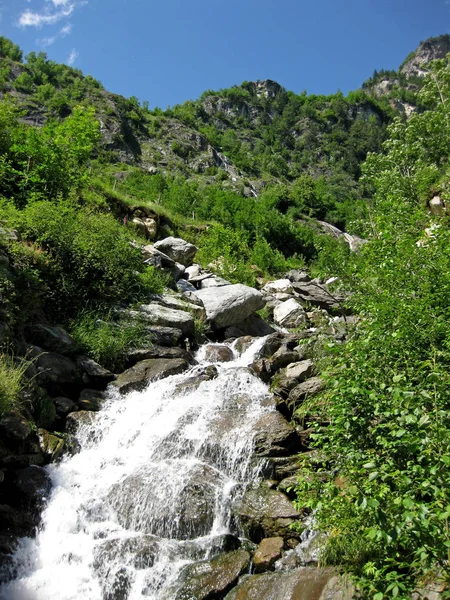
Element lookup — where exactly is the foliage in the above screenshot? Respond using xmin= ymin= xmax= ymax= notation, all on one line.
xmin=0 ymin=354 xmax=28 ymax=416
xmin=70 ymin=311 xmax=149 ymax=372
xmin=295 ymin=56 xmax=450 ymax=598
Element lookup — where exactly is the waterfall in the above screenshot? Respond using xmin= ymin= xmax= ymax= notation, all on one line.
xmin=1 ymin=338 xmax=272 ymax=600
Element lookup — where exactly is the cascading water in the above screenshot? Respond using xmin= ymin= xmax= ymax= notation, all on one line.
xmin=1 ymin=338 xmax=273 ymax=600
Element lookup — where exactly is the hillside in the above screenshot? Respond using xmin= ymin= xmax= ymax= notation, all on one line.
xmin=0 ymin=33 xmax=450 ymax=598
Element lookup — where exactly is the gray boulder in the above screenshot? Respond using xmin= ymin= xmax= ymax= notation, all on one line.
xmin=253 ymin=412 xmax=302 ymax=457
xmin=141 ymin=245 xmax=175 ymax=268
xmin=112 ymin=358 xmax=189 ymax=395
xmin=154 ymin=237 xmax=198 ymax=266
xmin=204 ymin=344 xmax=234 ymax=363
xmin=194 ymin=284 xmax=265 ymax=329
xmin=27 ymin=324 xmax=77 ymax=356
xmin=138 ymin=303 xmax=195 ymax=336
xmin=273 ymin=299 xmax=307 ymax=329
xmin=292 ymin=282 xmax=346 ymax=314
xmin=253 ymin=537 xmax=284 ymax=573
xmin=199 ymin=276 xmax=231 ymax=289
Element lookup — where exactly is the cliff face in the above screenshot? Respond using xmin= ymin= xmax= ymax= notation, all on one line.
xmin=400 ymin=34 xmax=450 ymax=77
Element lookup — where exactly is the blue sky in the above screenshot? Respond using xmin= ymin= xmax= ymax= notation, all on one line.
xmin=0 ymin=0 xmax=449 ymax=108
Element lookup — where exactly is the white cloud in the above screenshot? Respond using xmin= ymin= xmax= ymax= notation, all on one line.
xmin=18 ymin=5 xmax=74 ymax=28
xmin=60 ymin=23 xmax=72 ymax=36
xmin=67 ymin=48 xmax=78 ymax=65
xmin=37 ymin=23 xmax=72 ymax=47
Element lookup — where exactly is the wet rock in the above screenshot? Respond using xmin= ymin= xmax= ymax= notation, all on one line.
xmin=233 ymin=484 xmax=302 ymax=543
xmin=171 ymin=549 xmax=250 ymax=600
xmin=78 ymin=389 xmax=104 ymax=411
xmin=194 ymin=284 xmax=265 ymax=329
xmin=224 ymin=567 xmax=339 ymax=600
xmin=0 ymin=504 xmax=38 ymax=538
xmin=154 ymin=237 xmax=198 ymax=266
xmin=26 ymin=324 xmax=77 ymax=356
xmin=112 ymin=358 xmax=189 ymax=395
xmin=233 ymin=336 xmax=254 ymax=354
xmin=10 ymin=465 xmax=51 ymax=506
xmin=65 ymin=410 xmax=98 ymax=435
xmin=109 ymin=463 xmax=224 ymax=540
xmin=139 ymin=303 xmax=195 ymax=336
xmin=253 ymin=537 xmax=284 ymax=573
xmin=38 ymin=429 xmax=65 ymax=462
xmin=204 ymin=344 xmax=234 ymax=362
xmin=174 ymin=365 xmax=218 ymax=395
xmin=53 ymin=396 xmax=78 ymax=416
xmin=94 ymin=535 xmax=160 ymax=575
xmin=253 ymin=412 xmax=302 ymax=457
xmin=277 ymin=476 xmax=299 ymax=498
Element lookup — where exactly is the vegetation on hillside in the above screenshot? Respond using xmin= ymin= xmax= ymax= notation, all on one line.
xmin=295 ymin=56 xmax=450 ymax=598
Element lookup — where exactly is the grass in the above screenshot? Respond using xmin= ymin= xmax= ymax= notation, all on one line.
xmin=0 ymin=353 xmax=28 ymax=416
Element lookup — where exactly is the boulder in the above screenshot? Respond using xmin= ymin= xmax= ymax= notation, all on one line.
xmin=65 ymin=410 xmax=98 ymax=435
xmin=233 ymin=336 xmax=254 ymax=354
xmin=185 ymin=264 xmax=202 ymax=280
xmin=177 ymin=279 xmax=197 ymax=293
xmin=253 ymin=537 xmax=284 ymax=573
xmin=108 ymin=462 xmax=224 ymax=539
xmin=29 ymin=347 xmax=78 ymax=387
xmin=53 ymin=396 xmax=78 ymax=416
xmin=149 ymin=293 xmax=205 ymax=319
xmin=273 ymin=360 xmax=315 ymax=399
xmin=154 ymin=237 xmax=198 ymax=266
xmin=231 ymin=314 xmax=275 ymax=337
xmin=11 ymin=465 xmax=51 ymax=505
xmin=143 ymin=326 xmax=184 ymax=347
xmin=124 ymin=345 xmax=195 ymax=369
xmin=194 ymin=284 xmax=265 ymax=329
xmin=141 ymin=245 xmax=175 ymax=268
xmin=76 ymin=356 xmax=116 ymax=387
xmin=224 ymin=567 xmax=342 ymax=600
xmin=286 ymin=269 xmax=311 ymax=283
xmin=233 ymin=484 xmax=301 ymax=542
xmin=26 ymin=324 xmax=77 ymax=356
xmin=429 ymin=195 xmax=445 ymax=216
xmin=112 ymin=358 xmax=189 ymax=395
xmin=199 ymin=276 xmax=231 ymax=288
xmin=253 ymin=412 xmax=302 ymax=457
xmin=78 ymin=389 xmax=104 ymax=412
xmin=37 ymin=429 xmax=65 ymax=462
xmin=170 ymin=549 xmax=250 ymax=600
xmin=273 ymin=299 xmax=307 ymax=329
xmin=288 ymin=377 xmax=324 ymax=406
xmin=262 ymin=279 xmax=294 ymax=295
xmin=173 ymin=365 xmax=218 ymax=396
xmin=139 ymin=304 xmax=195 ymax=336
xmin=204 ymin=344 xmax=235 ymax=363
xmin=291 ymin=282 xmax=346 ymax=314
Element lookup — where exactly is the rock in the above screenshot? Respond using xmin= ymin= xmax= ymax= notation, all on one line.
xmin=204 ymin=344 xmax=235 ymax=363
xmin=143 ymin=326 xmax=184 ymax=347
xmin=253 ymin=537 xmax=284 ymax=573
xmin=124 ymin=345 xmax=195 ymax=369
xmin=253 ymin=412 xmax=302 ymax=457
xmin=0 ymin=503 xmax=38 ymax=538
xmin=185 ymin=264 xmax=202 ymax=280
xmin=78 ymin=389 xmax=104 ymax=412
xmin=108 ymin=463 xmax=224 ymax=540
xmin=0 ymin=412 xmax=32 ymax=443
xmin=141 ymin=245 xmax=175 ymax=268
xmin=224 ymin=567 xmax=340 ymax=600
xmin=138 ymin=303 xmax=195 ymax=337
xmin=37 ymin=429 xmax=65 ymax=461
xmin=171 ymin=549 xmax=250 ymax=600
xmin=233 ymin=484 xmax=301 ymax=543
xmin=143 ymin=217 xmax=158 ymax=240
xmin=291 ymin=282 xmax=346 ymax=314
xmin=270 ymin=346 xmax=301 ymax=371
xmin=149 ymin=293 xmax=206 ymax=319
xmin=29 ymin=347 xmax=78 ymax=388
xmin=233 ymin=336 xmax=254 ymax=354
xmin=199 ymin=276 xmax=231 ymax=288
xmin=194 ymin=284 xmax=265 ymax=329
xmin=65 ymin=410 xmax=98 ymax=435
xmin=273 ymin=299 xmax=307 ymax=329
xmin=286 ymin=269 xmax=311 ymax=283
xmin=26 ymin=324 xmax=77 ymax=355
xmin=273 ymin=360 xmax=315 ymax=399
xmin=231 ymin=314 xmax=275 ymax=337
xmin=53 ymin=396 xmax=78 ymax=416
xmin=277 ymin=476 xmax=299 ymax=497
xmin=173 ymin=365 xmax=218 ymax=395
xmin=132 ymin=217 xmax=148 ymax=238
xmin=429 ymin=195 xmax=445 ymax=216
xmin=262 ymin=279 xmax=294 ymax=295
xmin=112 ymin=358 xmax=189 ymax=394
xmin=76 ymin=356 xmax=116 ymax=387
xmin=288 ymin=377 xmax=324 ymax=407
xmin=177 ymin=279 xmax=197 ymax=293
xmin=11 ymin=465 xmax=51 ymax=505
xmin=154 ymin=237 xmax=198 ymax=266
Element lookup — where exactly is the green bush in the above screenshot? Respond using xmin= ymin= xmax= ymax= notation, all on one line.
xmin=0 ymin=354 xmax=27 ymax=416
